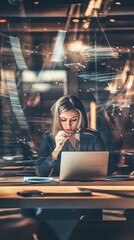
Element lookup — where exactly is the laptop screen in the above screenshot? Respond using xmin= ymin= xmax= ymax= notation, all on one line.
xmin=60 ymin=151 xmax=109 ymax=181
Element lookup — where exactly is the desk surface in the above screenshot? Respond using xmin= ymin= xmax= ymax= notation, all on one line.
xmin=0 ymin=177 xmax=134 ymax=209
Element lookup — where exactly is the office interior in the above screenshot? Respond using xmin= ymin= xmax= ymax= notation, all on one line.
xmin=0 ymin=0 xmax=134 ymax=236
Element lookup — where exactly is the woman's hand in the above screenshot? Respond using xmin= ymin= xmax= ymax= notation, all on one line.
xmin=55 ymin=130 xmax=70 ymax=149
xmin=52 ymin=131 xmax=70 ymax=160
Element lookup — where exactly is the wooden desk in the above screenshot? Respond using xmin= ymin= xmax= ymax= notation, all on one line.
xmin=1 ymin=177 xmax=134 ymax=240
xmin=0 ymin=177 xmax=134 ymax=209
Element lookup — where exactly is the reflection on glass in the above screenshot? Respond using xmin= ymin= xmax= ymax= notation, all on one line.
xmin=0 ymin=0 xmax=133 ymax=174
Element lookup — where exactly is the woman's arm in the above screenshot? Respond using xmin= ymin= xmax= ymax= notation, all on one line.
xmin=36 ymin=130 xmax=71 ymax=177
xmin=35 ymin=134 xmax=57 ymax=176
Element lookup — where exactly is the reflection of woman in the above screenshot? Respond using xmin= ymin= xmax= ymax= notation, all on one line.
xmin=36 ymin=95 xmax=105 ymax=177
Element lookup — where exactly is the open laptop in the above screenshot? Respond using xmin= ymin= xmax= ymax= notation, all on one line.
xmin=59 ymin=151 xmax=109 ymax=181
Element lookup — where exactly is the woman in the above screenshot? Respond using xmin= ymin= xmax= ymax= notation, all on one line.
xmin=21 ymin=95 xmax=106 ymax=240
xmin=36 ymin=95 xmax=105 ymax=177
xmin=30 ymin=95 xmax=105 ymax=222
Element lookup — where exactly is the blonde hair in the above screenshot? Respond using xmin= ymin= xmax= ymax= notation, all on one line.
xmin=51 ymin=95 xmax=88 ymax=138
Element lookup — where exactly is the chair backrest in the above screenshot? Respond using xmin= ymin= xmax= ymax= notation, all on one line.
xmin=0 ymin=217 xmax=39 ymax=240
xmin=70 ymin=221 xmax=134 ymax=240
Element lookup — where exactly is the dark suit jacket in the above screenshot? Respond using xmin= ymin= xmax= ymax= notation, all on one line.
xmin=35 ymin=129 xmax=105 ymax=177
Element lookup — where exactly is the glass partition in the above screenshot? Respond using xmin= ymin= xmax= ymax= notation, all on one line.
xmin=0 ymin=0 xmax=133 ymax=174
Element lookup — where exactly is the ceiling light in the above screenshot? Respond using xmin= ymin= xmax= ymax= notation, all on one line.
xmin=72 ymin=19 xmax=79 ymax=23
xmin=115 ymin=1 xmax=122 ymax=5
xmin=109 ymin=19 xmax=116 ymax=23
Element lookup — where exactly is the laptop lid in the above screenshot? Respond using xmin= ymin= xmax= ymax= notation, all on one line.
xmin=60 ymin=151 xmax=109 ymax=181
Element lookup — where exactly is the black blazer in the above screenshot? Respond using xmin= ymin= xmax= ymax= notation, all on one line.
xmin=35 ymin=129 xmax=105 ymax=177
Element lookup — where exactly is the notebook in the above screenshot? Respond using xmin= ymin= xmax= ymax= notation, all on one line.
xmin=59 ymin=151 xmax=109 ymax=181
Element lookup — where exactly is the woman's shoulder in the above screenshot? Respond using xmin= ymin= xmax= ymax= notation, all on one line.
xmin=80 ymin=128 xmax=105 ymax=150
xmin=42 ymin=131 xmax=53 ymax=140
xmin=81 ymin=128 xmax=100 ymax=136
xmin=41 ymin=131 xmax=55 ymax=147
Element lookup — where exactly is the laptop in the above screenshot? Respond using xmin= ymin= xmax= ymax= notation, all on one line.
xmin=59 ymin=151 xmax=109 ymax=181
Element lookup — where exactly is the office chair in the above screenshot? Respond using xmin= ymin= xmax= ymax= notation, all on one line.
xmin=69 ymin=220 xmax=134 ymax=240
xmin=0 ymin=216 xmax=40 ymax=240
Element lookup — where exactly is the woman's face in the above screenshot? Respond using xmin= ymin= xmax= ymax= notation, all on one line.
xmin=60 ymin=110 xmax=79 ymax=134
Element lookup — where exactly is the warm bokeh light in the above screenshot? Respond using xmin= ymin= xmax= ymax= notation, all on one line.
xmin=0 ymin=19 xmax=7 ymax=23
xmin=72 ymin=19 xmax=79 ymax=23
xmin=83 ymin=21 xmax=90 ymax=29
xmin=68 ymin=41 xmax=83 ymax=52
xmin=109 ymin=19 xmax=116 ymax=23
xmin=85 ymin=0 xmax=95 ymax=16
xmin=115 ymin=1 xmax=122 ymax=5
xmin=34 ymin=1 xmax=39 ymax=5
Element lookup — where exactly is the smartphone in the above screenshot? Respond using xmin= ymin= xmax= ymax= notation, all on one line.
xmin=17 ymin=189 xmax=92 ymax=197
xmin=17 ymin=190 xmax=45 ymax=197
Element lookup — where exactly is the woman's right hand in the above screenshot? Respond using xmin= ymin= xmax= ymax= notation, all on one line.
xmin=55 ymin=130 xmax=70 ymax=149
xmin=52 ymin=131 xmax=70 ymax=160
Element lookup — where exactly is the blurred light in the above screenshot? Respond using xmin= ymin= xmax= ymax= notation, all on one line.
xmin=38 ymin=70 xmax=66 ymax=82
xmin=68 ymin=41 xmax=83 ymax=52
xmin=0 ymin=19 xmax=7 ymax=23
xmin=115 ymin=1 xmax=122 ymax=5
xmin=83 ymin=21 xmax=90 ymax=29
xmin=51 ymin=30 xmax=66 ymax=62
xmin=8 ymin=0 xmax=20 ymax=5
xmin=126 ymin=75 xmax=134 ymax=89
xmin=109 ymin=19 xmax=116 ymax=22
xmin=85 ymin=0 xmax=102 ymax=17
xmin=22 ymin=70 xmax=67 ymax=92
xmin=72 ymin=19 xmax=79 ymax=23
xmin=85 ymin=0 xmax=95 ymax=16
xmin=9 ymin=36 xmax=27 ymax=70
xmin=22 ymin=70 xmax=36 ymax=83
xmin=94 ymin=0 xmax=103 ymax=9
xmin=34 ymin=1 xmax=39 ymax=5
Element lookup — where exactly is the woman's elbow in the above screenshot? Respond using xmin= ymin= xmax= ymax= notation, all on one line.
xmin=35 ymin=165 xmax=50 ymax=177
xmin=35 ymin=165 xmax=45 ymax=176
